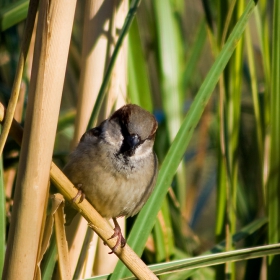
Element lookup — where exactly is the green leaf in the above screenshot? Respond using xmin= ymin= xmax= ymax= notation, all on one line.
xmin=149 ymin=243 xmax=280 ymax=277
xmin=128 ymin=18 xmax=153 ymax=111
xmin=153 ymin=198 xmax=174 ymax=262
xmin=0 ymin=0 xmax=29 ymax=31
xmin=183 ymin=20 xmax=207 ymax=93
xmin=0 ymin=135 xmax=5 ymax=277
xmin=85 ymin=217 xmax=267 ymax=279
xmin=154 ymin=0 xmax=183 ymax=140
xmin=87 ymin=0 xmax=141 ymax=129
xmin=267 ymin=0 xmax=280 ymax=278
xmin=41 ymin=235 xmax=58 ymax=280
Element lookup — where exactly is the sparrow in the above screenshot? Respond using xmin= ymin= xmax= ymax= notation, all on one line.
xmin=63 ymin=104 xmax=158 ymax=253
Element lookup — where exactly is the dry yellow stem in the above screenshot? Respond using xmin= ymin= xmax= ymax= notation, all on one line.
xmin=35 ymin=194 xmax=68 ymax=280
xmin=67 ymin=0 xmax=129 ymax=276
xmin=65 ymin=0 xmax=114 ymax=274
xmin=94 ymin=0 xmax=128 ymax=274
xmin=53 ymin=194 xmax=71 ymax=280
xmin=2 ymin=0 xmax=77 ymax=279
xmin=72 ymin=0 xmax=116 ymax=144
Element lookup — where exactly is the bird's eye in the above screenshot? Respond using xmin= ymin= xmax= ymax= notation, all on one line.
xmin=127 ymin=134 xmax=140 ymax=148
xmin=119 ymin=132 xmax=141 ymax=156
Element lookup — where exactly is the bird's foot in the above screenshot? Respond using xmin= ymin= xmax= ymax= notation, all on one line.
xmin=72 ymin=184 xmax=85 ymax=204
xmin=107 ymin=218 xmax=126 ymax=254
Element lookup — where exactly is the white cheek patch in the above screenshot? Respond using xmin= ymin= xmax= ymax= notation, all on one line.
xmin=134 ymin=141 xmax=153 ymax=159
xmin=103 ymin=122 xmax=123 ymax=147
xmin=104 ymin=131 xmax=123 ymax=145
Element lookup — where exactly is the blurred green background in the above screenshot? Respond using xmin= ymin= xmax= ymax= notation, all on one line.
xmin=1 ymin=0 xmax=280 ymax=279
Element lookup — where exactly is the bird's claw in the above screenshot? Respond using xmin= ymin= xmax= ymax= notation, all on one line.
xmin=88 ymin=217 xmax=126 ymax=254
xmin=105 ymin=218 xmax=126 ymax=254
xmin=107 ymin=229 xmax=126 ymax=254
xmin=72 ymin=184 xmax=85 ymax=204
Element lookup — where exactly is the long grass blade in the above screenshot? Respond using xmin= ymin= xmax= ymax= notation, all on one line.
xmin=0 ymin=138 xmax=5 ymax=276
xmin=154 ymin=0 xmax=183 ymax=141
xmin=256 ymin=1 xmax=271 ymax=130
xmin=183 ymin=19 xmax=207 ymax=92
xmin=245 ymin=24 xmax=265 ymax=208
xmin=87 ymin=217 xmax=267 ymax=279
xmin=0 ymin=0 xmax=28 ymax=31
xmin=150 ymin=243 xmax=280 ymax=277
xmin=41 ymin=236 xmax=58 ymax=280
xmin=128 ymin=18 xmax=153 ymax=111
xmin=267 ymin=0 xmax=280 ymax=278
xmin=87 ymin=0 xmax=141 ymax=130
xmin=225 ymin=2 xmax=245 ymax=278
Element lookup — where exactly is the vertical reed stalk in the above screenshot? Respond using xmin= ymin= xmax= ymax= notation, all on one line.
xmin=152 ymin=2 xmax=185 ymax=258
xmin=72 ymin=0 xmax=115 ymax=143
xmin=95 ymin=0 xmax=128 ymax=274
xmin=267 ymin=0 xmax=280 ymax=278
xmin=2 ymin=0 xmax=77 ymax=278
xmin=216 ymin=1 xmax=231 ymax=278
xmin=216 ymin=0 xmax=245 ymax=279
xmin=0 ymin=146 xmax=4 ymax=276
xmin=245 ymin=25 xmax=265 ymax=208
xmin=65 ymin=0 xmax=128 ymax=277
xmin=65 ymin=0 xmax=114 ymax=275
xmin=258 ymin=0 xmax=271 ymax=132
xmin=225 ymin=2 xmax=245 ymax=278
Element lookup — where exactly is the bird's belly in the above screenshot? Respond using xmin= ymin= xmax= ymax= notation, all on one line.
xmin=82 ymin=170 xmax=146 ymax=218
